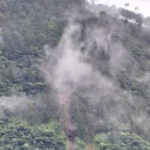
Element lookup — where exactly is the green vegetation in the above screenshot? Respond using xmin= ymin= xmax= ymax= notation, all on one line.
xmin=0 ymin=118 xmax=67 ymax=150
xmin=0 ymin=118 xmax=149 ymax=150
xmin=95 ymin=132 xmax=150 ymax=150
xmin=0 ymin=0 xmax=66 ymax=96
xmin=0 ymin=0 xmax=150 ymax=149
xmin=74 ymin=138 xmax=87 ymax=150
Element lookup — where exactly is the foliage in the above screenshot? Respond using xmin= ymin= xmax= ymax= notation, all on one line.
xmin=74 ymin=137 xmax=87 ymax=150
xmin=0 ymin=0 xmax=67 ymax=96
xmin=0 ymin=118 xmax=67 ymax=150
xmin=94 ymin=132 xmax=150 ymax=150
xmin=0 ymin=0 xmax=150 ymax=149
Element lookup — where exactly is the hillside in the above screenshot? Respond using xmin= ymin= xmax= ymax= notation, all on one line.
xmin=0 ymin=0 xmax=150 ymax=149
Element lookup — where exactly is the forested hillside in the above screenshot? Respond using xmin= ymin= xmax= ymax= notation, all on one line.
xmin=0 ymin=0 xmax=150 ymax=149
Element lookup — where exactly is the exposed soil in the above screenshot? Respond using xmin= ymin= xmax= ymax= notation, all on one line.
xmin=57 ymin=88 xmax=76 ymax=150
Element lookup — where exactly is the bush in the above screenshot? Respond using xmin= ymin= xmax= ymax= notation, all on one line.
xmin=94 ymin=132 xmax=150 ymax=150
xmin=0 ymin=118 xmax=67 ymax=150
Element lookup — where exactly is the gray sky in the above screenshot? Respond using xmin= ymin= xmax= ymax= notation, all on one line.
xmin=88 ymin=0 xmax=150 ymax=17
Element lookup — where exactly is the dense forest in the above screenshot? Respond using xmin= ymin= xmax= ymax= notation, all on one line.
xmin=0 ymin=0 xmax=150 ymax=149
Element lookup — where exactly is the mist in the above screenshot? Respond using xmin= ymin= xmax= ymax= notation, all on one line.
xmin=41 ymin=2 xmax=150 ymax=142
xmin=0 ymin=0 xmax=150 ymax=149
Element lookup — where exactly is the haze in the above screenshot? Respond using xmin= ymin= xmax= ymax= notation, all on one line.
xmin=88 ymin=0 xmax=150 ymax=17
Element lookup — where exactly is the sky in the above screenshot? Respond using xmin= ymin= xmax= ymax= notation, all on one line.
xmin=87 ymin=0 xmax=150 ymax=17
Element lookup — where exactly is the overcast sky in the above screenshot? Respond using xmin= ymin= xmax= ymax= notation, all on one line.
xmin=88 ymin=0 xmax=150 ymax=17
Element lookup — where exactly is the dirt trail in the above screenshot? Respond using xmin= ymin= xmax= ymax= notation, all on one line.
xmin=58 ymin=89 xmax=75 ymax=150
xmin=68 ymin=140 xmax=74 ymax=150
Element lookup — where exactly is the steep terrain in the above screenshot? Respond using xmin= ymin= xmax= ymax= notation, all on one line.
xmin=0 ymin=0 xmax=150 ymax=149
